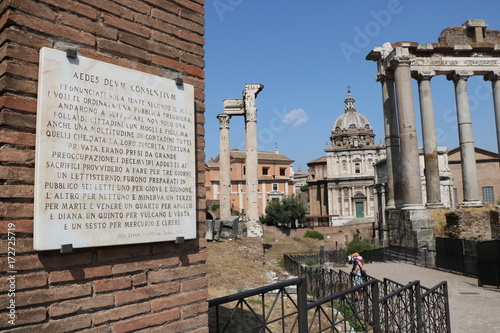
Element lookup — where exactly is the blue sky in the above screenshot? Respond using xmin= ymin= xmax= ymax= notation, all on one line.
xmin=203 ymin=0 xmax=500 ymax=171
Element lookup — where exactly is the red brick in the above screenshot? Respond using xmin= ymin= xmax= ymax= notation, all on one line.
xmin=97 ymin=39 xmax=151 ymax=63
xmin=1 ymin=110 xmax=37 ymax=128
xmin=38 ymin=251 xmax=93 ymax=269
xmin=181 ymin=276 xmax=208 ymax=292
xmin=179 ymin=29 xmax=204 ymax=46
xmin=119 ymin=32 xmax=180 ymax=60
xmin=82 ymin=0 xmax=134 ymax=20
xmin=134 ymin=12 xmax=177 ymax=35
xmin=0 ymin=272 xmax=46 ymax=292
xmin=0 ymin=60 xmax=38 ymax=80
xmin=4 ymin=315 xmax=91 ymax=333
xmin=0 ymin=237 xmax=34 ymax=255
xmin=78 ymin=327 xmax=109 ymax=333
xmin=40 ymin=0 xmax=98 ymax=20
xmin=78 ymin=49 xmax=133 ymax=69
xmin=93 ymin=302 xmax=150 ymax=325
xmin=115 ymin=282 xmax=180 ymax=305
xmin=49 ymin=265 xmax=113 ymax=283
xmin=151 ymin=289 xmax=207 ymax=312
xmin=96 ymin=243 xmax=151 ymax=262
xmin=150 ymin=264 xmax=206 ymax=284
xmin=0 ymin=307 xmax=46 ymax=328
xmin=0 ymin=130 xmax=36 ymax=146
xmin=49 ymin=294 xmax=114 ymax=317
xmin=0 ymin=202 xmax=34 ymax=219
xmin=132 ymin=272 xmax=147 ymax=287
xmin=2 ymin=283 xmax=92 ymax=308
xmin=142 ymin=0 xmax=179 ymax=15
xmin=0 ymin=26 xmax=52 ymax=49
xmin=11 ymin=0 xmax=57 ymax=21
xmin=0 ymin=44 xmax=39 ymax=65
xmin=153 ymin=314 xmax=208 ymax=333
xmin=59 ymin=12 xmax=117 ymax=40
xmin=182 ymin=249 xmax=207 ymax=265
xmin=0 ymin=220 xmax=33 ymax=234
xmin=112 ymin=256 xmax=179 ymax=274
xmin=115 ymin=0 xmax=151 ymax=15
xmin=151 ymin=30 xmax=204 ymax=56
xmin=0 ymin=76 xmax=38 ymax=95
xmin=0 ymin=185 xmax=34 ymax=198
xmin=180 ymin=49 xmax=205 ymax=68
xmin=101 ymin=12 xmax=149 ymax=37
xmin=94 ymin=276 xmax=132 ymax=293
xmin=151 ymin=54 xmax=204 ymax=79
xmin=180 ymin=7 xmax=205 ymax=26
xmin=7 ymin=11 xmax=95 ymax=46
xmin=182 ymin=301 xmax=208 ymax=319
xmin=0 ymin=149 xmax=35 ymax=164
xmin=113 ymin=309 xmax=180 ymax=333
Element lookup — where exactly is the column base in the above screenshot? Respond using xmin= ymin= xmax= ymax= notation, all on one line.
xmin=425 ymin=202 xmax=445 ymax=209
xmin=459 ymin=200 xmax=483 ymax=208
xmin=401 ymin=204 xmax=426 ymax=210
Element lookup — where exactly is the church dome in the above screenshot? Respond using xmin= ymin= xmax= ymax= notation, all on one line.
xmin=333 ymin=89 xmax=371 ymax=131
xmin=330 ymin=89 xmax=375 ymax=149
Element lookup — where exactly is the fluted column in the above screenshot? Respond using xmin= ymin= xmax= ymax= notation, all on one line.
xmin=378 ymin=73 xmax=402 ymax=209
xmin=484 ymin=71 xmax=500 ymax=164
xmin=416 ymin=71 xmax=443 ymax=208
xmin=392 ymin=55 xmax=424 ymax=209
xmin=217 ymin=113 xmax=232 ymax=219
xmin=447 ymin=71 xmax=482 ymax=207
xmin=243 ymin=83 xmax=264 ymax=237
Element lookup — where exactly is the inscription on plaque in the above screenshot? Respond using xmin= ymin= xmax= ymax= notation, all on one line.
xmin=34 ymin=47 xmax=196 ymax=250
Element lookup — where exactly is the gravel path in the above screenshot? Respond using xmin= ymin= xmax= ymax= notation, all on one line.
xmin=340 ymin=262 xmax=500 ymax=333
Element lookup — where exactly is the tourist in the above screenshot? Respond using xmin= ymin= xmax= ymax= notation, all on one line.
xmin=351 ymin=255 xmax=367 ymax=302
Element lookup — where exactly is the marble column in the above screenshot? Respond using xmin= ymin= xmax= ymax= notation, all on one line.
xmin=484 ymin=71 xmax=500 ymax=164
xmin=447 ymin=71 xmax=482 ymax=207
xmin=243 ymin=84 xmax=264 ymax=237
xmin=416 ymin=71 xmax=443 ymax=207
xmin=380 ymin=185 xmax=388 ymax=244
xmin=340 ymin=187 xmax=345 ymax=216
xmin=378 ymin=73 xmax=402 ymax=209
xmin=217 ymin=113 xmax=232 ymax=219
xmin=392 ymin=55 xmax=424 ymax=209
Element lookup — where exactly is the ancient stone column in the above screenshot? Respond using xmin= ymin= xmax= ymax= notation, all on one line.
xmin=416 ymin=71 xmax=443 ymax=208
xmin=447 ymin=71 xmax=482 ymax=207
xmin=485 ymin=71 xmax=500 ymax=164
xmin=217 ymin=113 xmax=231 ymax=219
xmin=243 ymin=83 xmax=264 ymax=237
xmin=378 ymin=73 xmax=402 ymax=209
xmin=392 ymin=55 xmax=424 ymax=209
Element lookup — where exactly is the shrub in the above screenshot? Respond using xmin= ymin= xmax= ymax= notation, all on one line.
xmin=303 ymin=230 xmax=324 ymax=240
xmin=346 ymin=237 xmax=377 ymax=255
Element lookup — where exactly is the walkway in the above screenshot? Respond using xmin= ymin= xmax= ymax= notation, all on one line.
xmin=341 ymin=262 xmax=499 ymax=333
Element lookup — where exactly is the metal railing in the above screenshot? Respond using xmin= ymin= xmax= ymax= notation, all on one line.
xmin=209 ymin=249 xmax=450 ymax=332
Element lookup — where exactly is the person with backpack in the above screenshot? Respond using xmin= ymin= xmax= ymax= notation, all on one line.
xmin=351 ymin=255 xmax=367 ymax=302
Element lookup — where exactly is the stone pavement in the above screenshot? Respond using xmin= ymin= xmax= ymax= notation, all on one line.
xmin=341 ymin=262 xmax=500 ymax=333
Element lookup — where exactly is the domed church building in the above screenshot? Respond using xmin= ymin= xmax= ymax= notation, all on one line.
xmin=307 ymin=89 xmax=386 ymax=225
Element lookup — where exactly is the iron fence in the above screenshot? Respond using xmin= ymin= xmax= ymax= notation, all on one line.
xmin=209 ymin=251 xmax=451 ymax=332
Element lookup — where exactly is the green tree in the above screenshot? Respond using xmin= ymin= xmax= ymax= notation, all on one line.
xmin=264 ymin=196 xmax=306 ymax=228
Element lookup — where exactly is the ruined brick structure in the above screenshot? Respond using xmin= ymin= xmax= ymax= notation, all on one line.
xmin=0 ymin=1 xmax=208 ymax=331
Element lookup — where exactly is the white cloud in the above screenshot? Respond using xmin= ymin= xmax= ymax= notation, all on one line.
xmin=282 ymin=109 xmax=308 ymax=127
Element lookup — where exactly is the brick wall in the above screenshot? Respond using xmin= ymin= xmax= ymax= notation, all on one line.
xmin=0 ymin=0 xmax=207 ymax=331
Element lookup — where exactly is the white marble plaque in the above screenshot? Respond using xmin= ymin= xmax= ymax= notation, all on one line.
xmin=34 ymin=47 xmax=197 ymax=250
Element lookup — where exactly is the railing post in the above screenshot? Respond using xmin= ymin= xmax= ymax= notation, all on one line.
xmin=443 ymin=282 xmax=451 ymax=333
xmin=415 ymin=281 xmax=423 ymax=333
xmin=372 ymin=281 xmax=381 ymax=333
xmin=297 ymin=277 xmax=308 ymax=333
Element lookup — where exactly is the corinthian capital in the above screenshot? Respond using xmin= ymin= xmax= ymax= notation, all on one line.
xmin=447 ymin=70 xmax=474 ymax=82
xmin=484 ymin=71 xmax=500 ymax=82
xmin=217 ymin=113 xmax=231 ymax=130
